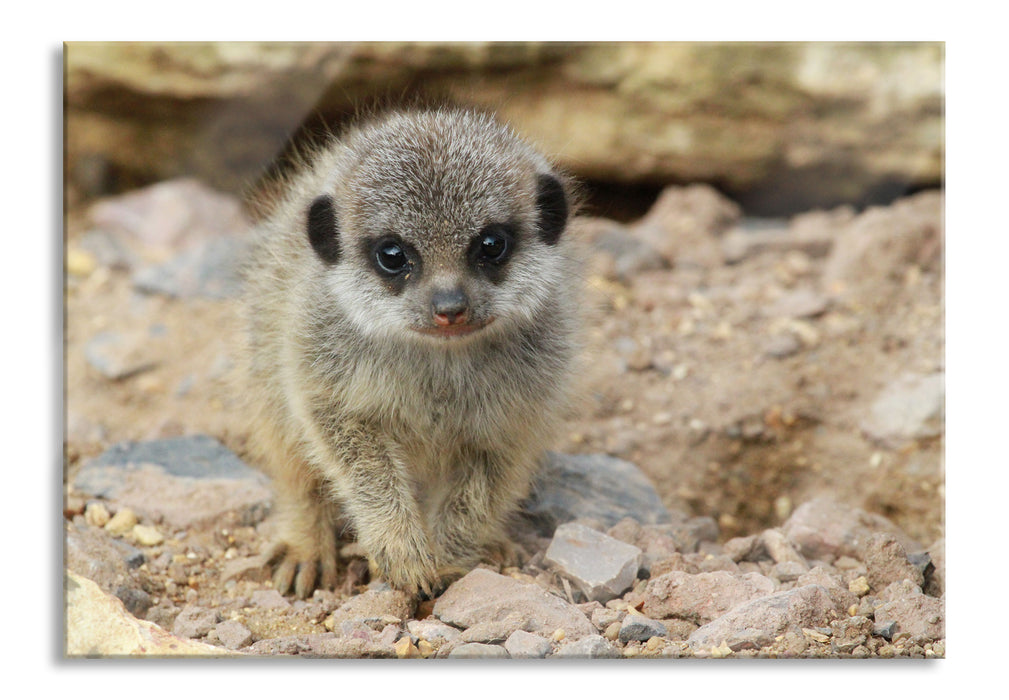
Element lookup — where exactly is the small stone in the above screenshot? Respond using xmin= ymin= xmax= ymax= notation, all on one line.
xmin=861 ymin=372 xmax=944 ymax=448
xmin=591 ymin=607 xmax=622 ymax=630
xmin=449 ymin=643 xmax=509 ymax=659
xmin=553 ymin=634 xmax=621 ymax=659
xmin=760 ymin=528 xmax=808 ymax=567
xmin=104 ymin=507 xmax=138 ymax=536
xmin=848 ymin=576 xmax=871 ymax=597
xmin=407 ymin=619 xmax=462 ymax=645
xmin=84 ymin=330 xmax=158 ymax=380
xmin=873 ymin=620 xmax=897 ymax=640
xmin=215 ymin=620 xmax=253 ymax=650
xmin=394 ymin=637 xmax=420 ymax=658
xmin=84 ymin=502 xmax=110 ymax=528
xmin=551 ymin=628 xmax=566 ymax=643
xmin=132 ymin=524 xmax=164 ymax=546
xmin=862 ymin=533 xmax=925 ymax=591
xmin=603 ymin=621 xmax=621 ymax=641
xmin=504 ymin=630 xmax=552 ymax=659
xmin=618 ymin=615 xmax=667 ymax=643
xmin=417 ymin=640 xmax=435 ymax=658
xmin=67 ymin=247 xmax=98 ymax=276
xmin=251 ymin=589 xmax=291 ymax=611
xmin=114 ymin=586 xmax=152 ymax=617
xmin=544 ymin=522 xmax=643 ymax=603
xmin=771 ymin=560 xmax=807 ymax=583
xmin=172 ymin=605 xmax=220 ymax=639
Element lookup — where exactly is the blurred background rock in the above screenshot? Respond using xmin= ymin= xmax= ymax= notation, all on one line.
xmin=63 ymin=41 xmax=943 ymax=219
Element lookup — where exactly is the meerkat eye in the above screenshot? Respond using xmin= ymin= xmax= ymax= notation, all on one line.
xmin=374 ymin=239 xmax=411 ymax=275
xmin=473 ymin=225 xmax=515 ymax=266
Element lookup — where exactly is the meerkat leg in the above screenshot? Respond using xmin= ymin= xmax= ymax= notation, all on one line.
xmin=430 ymin=449 xmax=531 ymax=577
xmin=262 ymin=460 xmax=341 ymax=598
xmin=323 ymin=424 xmax=440 ymax=597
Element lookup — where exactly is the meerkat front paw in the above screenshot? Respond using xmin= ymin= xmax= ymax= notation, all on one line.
xmin=264 ymin=537 xmax=339 ymax=599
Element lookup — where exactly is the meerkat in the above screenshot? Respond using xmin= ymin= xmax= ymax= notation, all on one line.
xmin=239 ymin=107 xmax=582 ymax=598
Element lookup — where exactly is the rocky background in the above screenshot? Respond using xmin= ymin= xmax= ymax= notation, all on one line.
xmin=63 ymin=41 xmax=944 ymax=659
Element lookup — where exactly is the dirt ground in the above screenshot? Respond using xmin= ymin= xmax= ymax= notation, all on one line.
xmin=63 ymin=182 xmax=944 ymax=634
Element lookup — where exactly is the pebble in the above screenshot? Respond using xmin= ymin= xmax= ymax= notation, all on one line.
xmin=84 ymin=501 xmax=111 ymax=528
xmin=132 ymin=524 xmax=164 ymax=546
xmin=394 ymin=637 xmax=421 ymax=658
xmin=553 ymin=634 xmax=622 ymax=659
xmin=504 ymin=630 xmax=553 ymax=659
xmin=104 ymin=507 xmax=139 ymax=536
xmin=250 ymin=589 xmax=291 ymax=611
xmin=860 ymin=372 xmax=944 ymax=447
xmin=449 ymin=643 xmax=510 ymax=659
xmin=848 ymin=576 xmax=871 ymax=597
xmin=618 ymin=614 xmax=667 ymax=643
xmin=172 ymin=604 xmax=220 ymax=639
xmin=215 ymin=620 xmax=254 ymax=650
xmin=544 ymin=522 xmax=643 ymax=603
xmin=84 ymin=330 xmax=158 ymax=381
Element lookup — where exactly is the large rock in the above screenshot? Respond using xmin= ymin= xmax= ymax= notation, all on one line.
xmin=66 ymin=42 xmax=942 ymax=215
xmin=72 ymin=435 xmax=272 ymax=529
xmin=523 ymin=452 xmax=671 ymax=536
xmin=543 ymin=523 xmax=643 ymax=603
xmin=65 ymin=570 xmax=231 ymax=656
xmin=641 ymin=570 xmax=776 ymax=624
xmin=781 ymin=498 xmax=922 ymax=562
xmin=433 ymin=568 xmax=595 ymax=641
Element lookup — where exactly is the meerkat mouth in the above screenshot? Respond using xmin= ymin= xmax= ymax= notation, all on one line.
xmin=413 ymin=318 xmax=494 ymax=339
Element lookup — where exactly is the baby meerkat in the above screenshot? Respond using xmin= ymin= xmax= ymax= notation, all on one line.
xmin=240 ymin=107 xmax=581 ymax=598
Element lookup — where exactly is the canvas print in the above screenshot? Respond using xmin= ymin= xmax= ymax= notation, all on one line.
xmin=63 ymin=41 xmax=944 ymax=658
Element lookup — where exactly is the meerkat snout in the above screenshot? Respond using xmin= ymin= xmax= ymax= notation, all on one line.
xmin=430 ymin=288 xmax=470 ymax=326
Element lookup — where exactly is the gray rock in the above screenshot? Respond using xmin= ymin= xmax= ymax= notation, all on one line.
xmin=552 ymin=634 xmax=621 ymax=659
xmin=406 ymin=619 xmax=462 ymax=645
xmin=688 ymin=585 xmax=839 ymax=652
xmin=781 ymin=498 xmax=922 ymax=562
xmin=84 ymin=330 xmax=158 ymax=380
xmin=618 ymin=615 xmax=667 ymax=643
xmin=861 ymin=372 xmax=944 ymax=447
xmin=504 ymin=630 xmax=553 ymax=659
xmin=434 ymin=568 xmax=595 ymax=641
xmin=114 ymin=586 xmax=152 ymax=618
xmin=133 ymin=235 xmax=247 ymax=299
xmin=65 ymin=521 xmax=146 ymax=595
xmin=873 ymin=620 xmax=897 ymax=640
xmin=172 ymin=604 xmax=220 ymax=639
xmin=215 ymin=620 xmax=254 ymax=650
xmin=523 ymin=452 xmax=671 ymax=536
xmin=73 ymin=435 xmax=273 ymax=529
xmin=544 ymin=523 xmax=643 ymax=603
xmin=449 ymin=643 xmax=510 ymax=659
xmin=642 ymin=570 xmax=776 ymax=625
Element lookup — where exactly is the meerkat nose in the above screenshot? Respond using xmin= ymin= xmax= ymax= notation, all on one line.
xmin=431 ymin=289 xmax=470 ymax=326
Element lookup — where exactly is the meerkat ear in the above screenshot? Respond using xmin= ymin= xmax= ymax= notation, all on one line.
xmin=535 ymin=173 xmax=568 ymax=246
xmin=307 ymin=194 xmax=341 ymax=264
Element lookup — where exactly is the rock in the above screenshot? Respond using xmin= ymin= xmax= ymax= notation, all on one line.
xmin=861 ymin=372 xmax=945 ymax=448
xmin=765 ymin=288 xmax=830 ymax=319
xmin=523 ymin=452 xmax=671 ymax=536
xmin=874 ymin=593 xmax=944 ymax=643
xmin=764 ymin=333 xmax=802 ymax=359
xmin=861 ymin=533 xmax=925 ymax=592
xmin=576 ymin=217 xmax=669 ymax=283
xmin=760 ymin=528 xmax=809 ymax=567
xmin=630 ymin=184 xmax=741 ymax=268
xmin=66 ymin=571 xmax=230 ymax=656
xmin=830 ymin=616 xmax=873 ymax=653
xmin=220 ymin=555 xmax=272 ymax=584
xmin=325 ymin=589 xmax=411 ymax=631
xmin=823 ymin=191 xmax=944 ymax=300
xmin=73 ymin=435 xmax=273 ymax=529
xmin=618 ymin=615 xmax=668 ymax=643
xmin=171 ymin=604 xmax=221 ymax=639
xmin=433 ymin=568 xmax=595 ymax=641
xmin=250 ymin=589 xmax=291 ymax=611
xmin=544 ymin=523 xmax=643 ymax=603
xmin=924 ymin=538 xmax=945 ymax=597
xmin=687 ymin=585 xmax=840 ymax=652
xmin=642 ymin=570 xmax=776 ymax=624
xmin=449 ymin=643 xmax=510 ymax=659
xmin=67 ymin=44 xmax=941 ymax=215
xmin=114 ymin=586 xmax=152 ymax=618
xmin=781 ymin=498 xmax=922 ymax=562
xmin=723 ymin=535 xmax=767 ymax=563
xmin=720 ymin=215 xmax=835 ymax=264
xmin=103 ymin=507 xmax=139 ymax=535
xmin=406 ymin=619 xmax=462 ymax=646
xmin=460 ymin=620 xmax=517 ymax=644
xmin=552 ymin=634 xmax=621 ymax=659
xmin=215 ymin=620 xmax=254 ymax=650
xmin=504 ymin=630 xmax=553 ymax=659
xmin=795 ymin=567 xmax=859 ymax=612
xmin=131 ymin=524 xmax=164 ymax=546
xmin=771 ymin=561 xmax=808 ymax=583
xmin=133 ymin=234 xmax=247 ymax=299
xmin=84 ymin=330 xmax=158 ymax=380
xmin=65 ymin=521 xmax=146 ymax=595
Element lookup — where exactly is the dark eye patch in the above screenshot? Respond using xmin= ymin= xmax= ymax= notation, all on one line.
xmin=469 ymin=223 xmax=517 ymax=283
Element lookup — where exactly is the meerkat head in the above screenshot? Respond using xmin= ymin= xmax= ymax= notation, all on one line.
xmin=304 ymin=108 xmax=573 ymax=344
